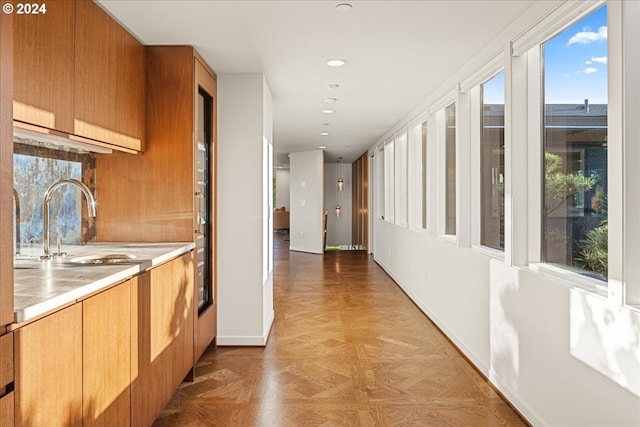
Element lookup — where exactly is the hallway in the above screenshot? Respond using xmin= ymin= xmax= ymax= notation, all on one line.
xmin=153 ymin=233 xmax=527 ymax=426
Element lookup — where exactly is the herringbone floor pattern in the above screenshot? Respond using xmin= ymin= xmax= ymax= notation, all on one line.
xmin=153 ymin=233 xmax=528 ymax=426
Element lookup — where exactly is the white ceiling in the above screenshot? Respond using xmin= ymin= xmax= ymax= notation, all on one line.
xmin=98 ymin=0 xmax=536 ymax=166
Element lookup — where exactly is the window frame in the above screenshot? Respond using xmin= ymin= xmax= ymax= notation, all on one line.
xmin=523 ymin=1 xmax=618 ymax=297
xmin=479 ymin=70 xmax=506 ymax=253
xmin=394 ymin=128 xmax=408 ymax=227
xmin=383 ymin=137 xmax=395 ymax=223
xmin=407 ymin=115 xmax=426 ymax=231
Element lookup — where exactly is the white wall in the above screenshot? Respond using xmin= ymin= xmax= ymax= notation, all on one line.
xmin=369 ymin=1 xmax=640 ymax=426
xmin=324 ymin=163 xmax=352 ymax=247
xmin=289 ymin=150 xmax=324 ymax=254
xmin=373 ymin=222 xmax=640 ymax=427
xmin=275 ymin=169 xmax=290 ymax=210
xmin=217 ymin=73 xmax=274 ymax=345
xmin=262 ymin=77 xmax=274 ymax=340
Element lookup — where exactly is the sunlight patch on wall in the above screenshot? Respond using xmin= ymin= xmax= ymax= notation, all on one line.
xmin=489 ymin=260 xmax=520 ymax=389
xmin=570 ymin=290 xmax=640 ymax=397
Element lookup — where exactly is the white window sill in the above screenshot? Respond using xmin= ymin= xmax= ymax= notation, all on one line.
xmin=409 ymin=226 xmax=429 ymax=235
xmin=626 ymin=304 xmax=640 ymax=314
xmin=438 ymin=234 xmax=457 ymax=245
xmin=528 ymin=263 xmax=608 ymax=298
xmin=471 ymin=245 xmax=505 ymax=261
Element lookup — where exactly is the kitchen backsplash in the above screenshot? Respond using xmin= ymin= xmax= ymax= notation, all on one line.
xmin=13 ymin=136 xmax=97 ymax=251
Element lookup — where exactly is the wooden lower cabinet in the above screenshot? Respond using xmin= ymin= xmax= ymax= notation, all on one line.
xmin=82 ymin=280 xmax=131 ymax=427
xmin=131 ymin=252 xmax=195 ymax=427
xmin=13 ymin=252 xmax=194 ymax=427
xmin=0 ymin=332 xmax=14 ymax=427
xmin=14 ymin=304 xmax=83 ymax=427
xmin=0 ymin=392 xmax=14 ymax=426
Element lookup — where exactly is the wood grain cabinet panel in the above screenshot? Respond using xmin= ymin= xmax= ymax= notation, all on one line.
xmin=131 ymin=253 xmax=194 ymax=427
xmin=1 ymin=2 xmax=13 ymax=329
xmin=97 ymin=48 xmax=218 ymax=365
xmin=74 ymin=0 xmax=145 ymax=152
xmin=0 ymin=333 xmax=13 ymax=427
xmin=14 ymin=305 xmax=83 ymax=427
xmin=82 ymin=280 xmax=131 ymax=427
xmin=13 ymin=0 xmax=75 ymax=134
xmin=0 ymin=392 xmax=14 ymax=427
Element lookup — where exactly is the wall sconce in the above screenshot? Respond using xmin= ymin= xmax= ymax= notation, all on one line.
xmin=335 ymin=204 xmax=341 ymax=217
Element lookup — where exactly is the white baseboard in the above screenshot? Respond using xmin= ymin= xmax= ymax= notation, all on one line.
xmin=217 ymin=334 xmax=268 ymax=346
xmin=217 ymin=312 xmax=274 ymax=346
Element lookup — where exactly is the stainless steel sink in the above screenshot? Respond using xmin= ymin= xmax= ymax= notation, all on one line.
xmin=68 ymin=254 xmax=138 ymax=265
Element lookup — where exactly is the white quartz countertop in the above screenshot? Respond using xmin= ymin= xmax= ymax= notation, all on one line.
xmin=13 ymin=242 xmax=195 ymax=324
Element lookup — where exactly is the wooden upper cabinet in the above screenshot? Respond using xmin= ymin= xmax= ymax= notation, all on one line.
xmin=74 ymin=0 xmax=145 ymax=152
xmin=12 ymin=0 xmax=145 ymax=152
xmin=13 ymin=0 xmax=75 ymax=134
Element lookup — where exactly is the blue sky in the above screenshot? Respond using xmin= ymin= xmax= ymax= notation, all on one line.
xmin=483 ymin=71 xmax=504 ymax=104
xmin=483 ymin=5 xmax=607 ymax=105
xmin=544 ymin=4 xmax=608 ymax=104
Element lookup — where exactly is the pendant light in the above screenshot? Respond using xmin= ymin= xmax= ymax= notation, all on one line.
xmin=335 ymin=158 xmax=342 ymax=217
xmin=337 ymin=157 xmax=344 ymax=191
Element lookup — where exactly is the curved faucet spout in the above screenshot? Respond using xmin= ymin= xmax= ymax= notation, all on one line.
xmin=42 ymin=179 xmax=97 ymax=258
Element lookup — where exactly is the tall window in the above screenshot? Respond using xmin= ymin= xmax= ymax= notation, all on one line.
xmin=542 ymin=5 xmax=608 ymax=280
xmin=384 ymin=139 xmax=395 ymax=222
xmin=445 ymin=103 xmax=456 ymax=235
xmin=395 ymin=131 xmax=408 ymax=226
xmin=375 ymin=147 xmax=384 ymax=219
xmin=481 ymin=72 xmax=505 ymax=250
xmin=422 ymin=120 xmax=428 ymax=229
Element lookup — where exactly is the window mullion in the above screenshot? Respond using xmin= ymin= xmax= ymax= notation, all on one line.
xmin=506 ymin=43 xmax=530 ymax=267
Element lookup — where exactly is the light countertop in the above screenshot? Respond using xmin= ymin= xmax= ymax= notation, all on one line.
xmin=14 ymin=242 xmax=195 ymax=324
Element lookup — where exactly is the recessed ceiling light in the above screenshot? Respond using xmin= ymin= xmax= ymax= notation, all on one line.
xmin=327 ymin=59 xmax=348 ymax=67
xmin=318 ymin=145 xmax=327 ymax=149
xmin=324 ymin=98 xmax=338 ymax=104
xmin=320 ymin=132 xmax=329 ymax=136
xmin=335 ymin=3 xmax=353 ymax=13
xmin=328 ymin=84 xmax=340 ymax=90
xmin=322 ymin=109 xmax=335 ymax=114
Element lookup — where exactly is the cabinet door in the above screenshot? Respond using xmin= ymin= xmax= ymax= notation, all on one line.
xmin=0 ymin=392 xmax=14 ymax=427
xmin=194 ymin=57 xmax=217 ymax=362
xmin=0 ymin=333 xmax=13 ymax=426
xmin=14 ymin=305 xmax=83 ymax=427
xmin=82 ymin=281 xmax=131 ymax=427
xmin=74 ymin=0 xmax=145 ymax=152
xmin=13 ymin=0 xmax=74 ymax=133
xmin=1 ymin=2 xmax=13 ymax=329
xmin=131 ymin=253 xmax=194 ymax=426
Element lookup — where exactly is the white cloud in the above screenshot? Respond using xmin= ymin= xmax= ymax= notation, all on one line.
xmin=591 ymin=56 xmax=608 ymax=64
xmin=585 ymin=60 xmax=592 ymax=64
xmin=567 ymin=26 xmax=607 ymax=45
xmin=584 ymin=67 xmax=598 ymax=74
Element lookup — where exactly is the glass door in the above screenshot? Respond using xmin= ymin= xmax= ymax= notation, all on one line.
xmin=196 ymin=88 xmax=213 ymax=313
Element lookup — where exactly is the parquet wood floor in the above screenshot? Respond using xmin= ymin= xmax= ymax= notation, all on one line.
xmin=153 ymin=233 xmax=528 ymax=427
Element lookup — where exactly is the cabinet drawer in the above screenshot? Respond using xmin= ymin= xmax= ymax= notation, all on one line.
xmin=0 ymin=391 xmax=14 ymax=426
xmin=0 ymin=333 xmax=12 ymax=389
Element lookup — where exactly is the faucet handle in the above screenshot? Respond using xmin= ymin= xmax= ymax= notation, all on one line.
xmin=54 ymin=233 xmax=67 ymax=258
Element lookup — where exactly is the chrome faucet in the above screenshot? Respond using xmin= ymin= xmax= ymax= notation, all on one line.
xmin=42 ymin=179 xmax=97 ymax=259
xmin=13 ymin=188 xmax=21 ymax=256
